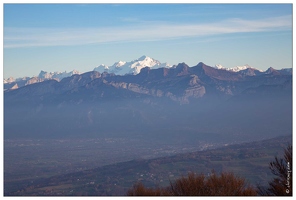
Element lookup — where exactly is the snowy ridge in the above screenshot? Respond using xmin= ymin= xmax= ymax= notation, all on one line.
xmin=4 ymin=77 xmax=16 ymax=84
xmin=38 ymin=70 xmax=81 ymax=80
xmin=4 ymin=70 xmax=80 ymax=84
xmin=94 ymin=55 xmax=172 ymax=75
xmin=213 ymin=64 xmax=263 ymax=72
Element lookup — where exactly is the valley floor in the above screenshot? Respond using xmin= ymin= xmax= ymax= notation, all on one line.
xmin=4 ymin=135 xmax=291 ymax=196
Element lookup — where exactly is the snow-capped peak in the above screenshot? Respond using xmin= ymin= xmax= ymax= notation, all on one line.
xmin=214 ymin=64 xmax=225 ymax=70
xmin=93 ymin=56 xmax=172 ymax=75
xmin=94 ymin=64 xmax=109 ymax=73
xmin=228 ymin=65 xmax=253 ymax=72
xmin=113 ymin=61 xmax=127 ymax=68
xmin=3 ymin=77 xmax=16 ymax=84
xmin=213 ymin=64 xmax=263 ymax=72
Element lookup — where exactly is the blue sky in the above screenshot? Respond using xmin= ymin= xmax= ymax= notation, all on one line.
xmin=3 ymin=3 xmax=292 ymax=79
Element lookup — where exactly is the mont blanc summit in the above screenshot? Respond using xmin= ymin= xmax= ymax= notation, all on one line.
xmin=93 ymin=56 xmax=172 ymax=75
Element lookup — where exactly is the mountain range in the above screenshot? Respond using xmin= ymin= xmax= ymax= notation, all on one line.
xmin=4 ymin=70 xmax=80 ymax=91
xmin=4 ymin=58 xmax=292 ymax=142
xmin=4 ymin=56 xmax=292 ymax=91
xmin=4 ymin=56 xmax=171 ymax=91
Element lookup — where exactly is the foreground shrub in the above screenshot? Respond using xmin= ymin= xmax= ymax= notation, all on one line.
xmin=127 ymin=171 xmax=257 ymax=196
xmin=126 ymin=182 xmax=170 ymax=196
xmin=258 ymin=144 xmax=292 ymax=196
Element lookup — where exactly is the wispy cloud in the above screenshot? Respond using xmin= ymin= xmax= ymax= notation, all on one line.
xmin=4 ymin=15 xmax=291 ymax=48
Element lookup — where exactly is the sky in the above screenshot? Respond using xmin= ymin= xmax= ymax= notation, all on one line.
xmin=3 ymin=3 xmax=293 ymax=79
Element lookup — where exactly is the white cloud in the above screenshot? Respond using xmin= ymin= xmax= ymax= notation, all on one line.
xmin=4 ymin=15 xmax=291 ymax=48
